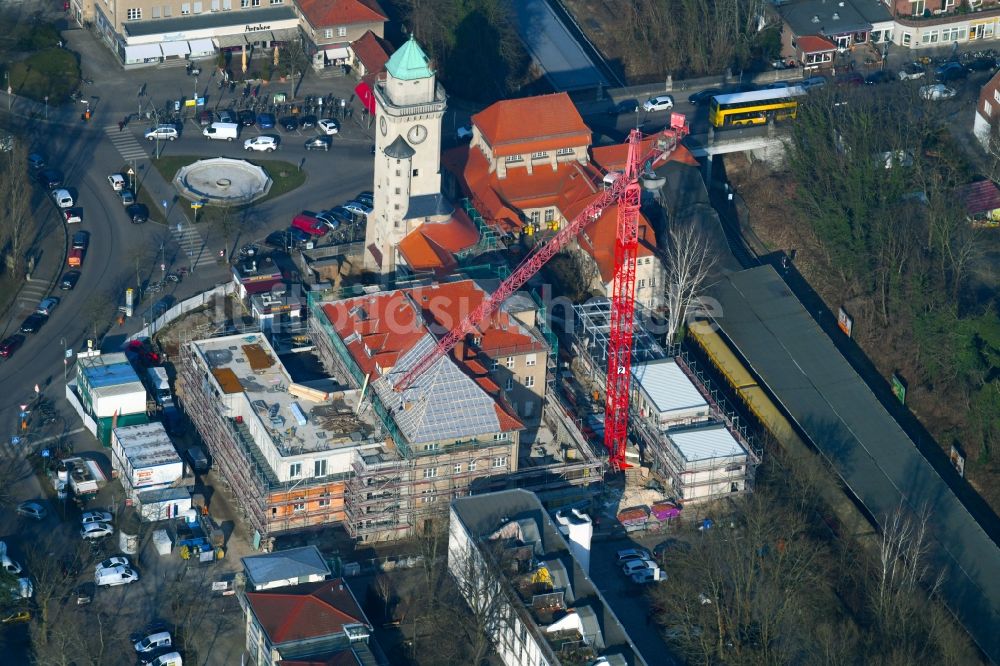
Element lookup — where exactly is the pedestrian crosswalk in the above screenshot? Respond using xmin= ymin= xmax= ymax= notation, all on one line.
xmin=170 ymin=222 xmax=216 ymax=268
xmin=15 ymin=278 xmax=51 ymax=314
xmin=104 ymin=124 xmax=148 ymax=161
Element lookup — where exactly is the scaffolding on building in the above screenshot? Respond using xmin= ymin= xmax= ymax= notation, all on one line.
xmin=573 ymin=299 xmax=667 ymax=383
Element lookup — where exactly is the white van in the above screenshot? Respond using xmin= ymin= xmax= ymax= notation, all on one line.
xmin=203 ymin=122 xmax=238 ymax=141
xmin=147 ymin=652 xmax=183 ymax=666
xmin=147 ymin=367 xmax=172 ymax=406
xmin=52 ymin=189 xmax=74 ymax=208
xmin=135 ymin=631 xmax=172 ymax=653
xmin=95 ymin=565 xmax=139 ymax=587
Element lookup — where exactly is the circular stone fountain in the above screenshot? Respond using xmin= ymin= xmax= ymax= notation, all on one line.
xmin=173 ymin=157 xmax=272 ymax=207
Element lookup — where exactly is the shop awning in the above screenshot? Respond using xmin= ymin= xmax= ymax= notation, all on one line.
xmin=124 ymin=43 xmax=162 ymax=62
xmin=160 ymin=41 xmax=190 ymax=57
xmin=269 ymin=28 xmax=299 ymax=43
xmin=216 ymin=34 xmax=247 ymax=48
xmin=187 ymin=38 xmax=215 ymax=54
xmin=322 ymin=45 xmax=350 ymax=59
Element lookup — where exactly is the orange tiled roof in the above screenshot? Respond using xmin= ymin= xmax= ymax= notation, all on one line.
xmin=397 ymin=209 xmax=479 ymax=271
xmin=591 ymin=135 xmax=699 ymax=170
xmin=350 ymin=30 xmax=393 ymax=74
xmin=472 ymin=93 xmax=591 ymax=157
xmin=298 ymin=0 xmax=386 ymax=27
xmin=796 ymin=35 xmax=837 ymax=53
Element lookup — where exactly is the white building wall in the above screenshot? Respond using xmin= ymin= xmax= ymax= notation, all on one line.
xmin=92 ymin=387 xmax=148 ymax=417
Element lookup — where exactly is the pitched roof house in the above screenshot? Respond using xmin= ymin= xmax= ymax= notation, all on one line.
xmin=243 ymin=578 xmax=378 ymax=665
xmin=295 ymin=0 xmax=387 ymax=70
xmin=242 ymin=546 xmax=331 ymax=591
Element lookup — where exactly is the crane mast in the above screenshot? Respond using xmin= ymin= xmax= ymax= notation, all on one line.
xmin=394 ymin=117 xmax=690 ymax=471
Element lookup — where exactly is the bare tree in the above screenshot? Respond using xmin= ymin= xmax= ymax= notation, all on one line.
xmin=660 ymin=221 xmax=716 ymax=343
xmin=21 ymin=533 xmax=84 ymax=645
xmin=0 ymin=142 xmax=38 ymax=277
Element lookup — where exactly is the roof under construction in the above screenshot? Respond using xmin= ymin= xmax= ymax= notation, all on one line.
xmin=574 ymin=299 xmax=666 ymax=366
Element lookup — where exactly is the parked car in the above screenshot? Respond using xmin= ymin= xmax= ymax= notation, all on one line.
xmin=244 ymin=135 xmax=279 ymax=152
xmin=27 ymin=153 xmax=45 ymax=171
xmin=864 ymin=70 xmax=895 ymax=85
xmin=279 ymin=116 xmax=299 ymax=131
xmin=36 ymin=168 xmax=63 ymax=189
xmin=107 ymin=173 xmax=126 ymax=191
xmin=264 ymin=230 xmax=292 ymax=250
xmin=134 ymin=631 xmax=173 ymax=654
xmin=967 ymin=56 xmax=998 ymax=72
xmin=143 ymin=651 xmax=182 ymax=666
xmin=60 ymin=271 xmax=80 ymax=290
xmin=127 ymin=203 xmax=149 ymax=224
xmin=0 ymin=335 xmax=24 ymax=358
xmin=314 ymin=211 xmax=340 ymax=231
xmin=83 ymin=511 xmax=113 ymax=525
xmin=72 ymin=230 xmax=89 ymax=250
xmin=16 ymin=501 xmax=47 ymax=520
xmin=20 ymin=313 xmax=47 ymax=334
xmin=257 ymin=113 xmax=276 ymax=129
xmin=291 ymin=213 xmax=328 ymax=236
xmin=317 ymin=118 xmax=340 ymax=135
xmin=354 ymin=191 xmax=374 ymax=207
xmin=73 ymin=582 xmax=95 ymax=606
xmin=342 ymin=201 xmax=373 ymax=217
xmin=218 ymin=108 xmax=237 ymax=123
xmin=95 ymin=555 xmax=128 ymax=571
xmin=197 ymin=110 xmax=214 ymax=127
xmin=919 ymin=83 xmax=956 ymax=100
xmin=51 ymin=188 xmax=74 ymax=208
xmin=898 ymin=62 xmax=926 ymax=80
xmin=631 ymin=567 xmax=667 ymax=584
xmin=304 ymin=136 xmax=331 ymax=151
xmin=616 ymin=548 xmax=652 ymax=563
xmin=95 ymin=565 xmax=138 ymax=586
xmin=622 ymin=558 xmax=657 ymax=576
xmin=63 ymin=207 xmax=83 ymax=224
xmin=609 ymin=98 xmax=641 ymax=114
xmin=36 ymin=297 xmax=59 ymax=316
xmin=800 ymin=75 xmax=828 ymax=90
xmin=238 ymin=109 xmax=256 ymax=127
xmin=81 ymin=523 xmax=114 ymax=540
xmin=144 ymin=125 xmax=179 ymax=141
xmin=299 ymin=115 xmax=317 ymax=128
xmin=936 ymin=61 xmax=967 ymax=82
xmin=119 ymin=189 xmax=135 ymax=206
xmin=687 ymin=89 xmax=722 ymax=105
xmin=642 ymin=94 xmax=674 ymax=112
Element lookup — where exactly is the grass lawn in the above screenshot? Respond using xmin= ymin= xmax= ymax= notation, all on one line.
xmin=149 ymin=155 xmax=306 ymax=225
xmin=7 ymin=48 xmax=79 ymax=104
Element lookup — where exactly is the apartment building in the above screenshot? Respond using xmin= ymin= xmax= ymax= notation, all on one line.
xmin=177 ymin=332 xmax=384 ymax=542
xmin=294 ymin=0 xmax=387 ymax=70
xmin=442 ymin=93 xmax=695 ymax=310
xmin=449 ymin=490 xmax=648 ymax=666
xmin=307 ymin=279 xmax=552 ymax=541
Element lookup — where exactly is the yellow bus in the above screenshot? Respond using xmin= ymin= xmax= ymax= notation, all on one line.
xmin=708 ymin=87 xmax=806 ymax=128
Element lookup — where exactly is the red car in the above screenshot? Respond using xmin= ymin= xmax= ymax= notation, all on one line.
xmin=0 ymin=335 xmax=24 ymax=358
xmin=291 ymin=213 xmax=327 ymax=236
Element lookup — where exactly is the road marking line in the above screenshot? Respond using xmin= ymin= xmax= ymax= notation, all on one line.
xmin=24 ymin=427 xmax=87 ymax=447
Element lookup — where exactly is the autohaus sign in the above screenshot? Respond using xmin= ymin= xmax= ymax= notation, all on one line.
xmin=244 ymin=24 xmax=271 ymax=32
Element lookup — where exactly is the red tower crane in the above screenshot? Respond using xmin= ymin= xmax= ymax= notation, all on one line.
xmin=395 ymin=116 xmax=690 ymax=471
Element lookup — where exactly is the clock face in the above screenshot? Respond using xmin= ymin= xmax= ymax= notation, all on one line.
xmin=407 ymin=124 xmax=428 ymax=145
xmin=380 ymin=116 xmax=387 ymax=137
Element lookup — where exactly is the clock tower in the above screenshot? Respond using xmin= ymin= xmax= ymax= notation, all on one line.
xmin=364 ymin=36 xmax=451 ymax=274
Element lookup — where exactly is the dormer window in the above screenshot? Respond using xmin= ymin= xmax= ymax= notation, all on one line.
xmin=505 ymin=155 xmax=523 ymax=163
xmin=556 ymin=148 xmax=574 ymax=156
xmin=531 ymin=151 xmax=548 ymax=159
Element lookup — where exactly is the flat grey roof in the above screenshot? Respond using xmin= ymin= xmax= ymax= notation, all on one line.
xmin=668 ymin=425 xmax=746 ymax=463
xmin=709 ymin=265 xmax=1000 ymax=663
xmin=242 ymin=545 xmax=331 ymax=586
xmin=632 ymin=359 xmax=708 ymax=416
xmin=778 ymin=0 xmax=872 ymax=37
xmin=123 ymin=5 xmax=297 ymax=37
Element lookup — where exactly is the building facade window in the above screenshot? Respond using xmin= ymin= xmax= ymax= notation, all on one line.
xmin=211 ymin=0 xmax=219 ymax=9
xmin=454 ymin=463 xmax=462 ymax=474
xmin=505 ymin=378 xmax=513 ymax=391
xmin=338 ymin=26 xmax=347 ymax=37
xmin=324 ymin=28 xmax=333 ymax=38
xmin=151 ymin=6 xmax=160 ymax=17
xmin=293 ymin=502 xmax=305 ymax=512
xmin=525 ymin=353 xmax=536 ymax=367
xmin=164 ymin=5 xmax=172 ymax=14
xmin=544 ymin=209 xmax=554 ymax=223
xmin=529 ymin=210 xmax=540 ymax=224
xmin=493 ymin=433 xmax=509 ymax=441
xmin=289 ymin=463 xmax=302 ymax=477
xmin=506 ymin=356 xmax=515 ymax=368
xmin=505 ymin=155 xmax=523 ymax=163
xmin=193 ymin=1 xmax=202 ymax=11
xmin=492 ymin=456 xmax=508 ymax=468
xmin=181 ymin=2 xmax=190 ymax=13
xmin=314 ymin=460 xmax=327 ymax=477
xmin=524 ymin=375 xmax=535 ymax=388
xmin=127 ymin=6 xmax=141 ymax=18
xmin=911 ymin=0 xmax=924 ymax=15
xmin=901 ymin=32 xmax=912 ymax=46
xmin=423 ymin=467 xmax=438 ymax=479
xmin=318 ymin=498 xmax=331 ymax=507
xmin=491 ymin=359 xmax=499 ymax=371
xmin=468 ymin=461 xmax=477 ymax=472
xmin=556 ymin=148 xmax=574 ymax=156
xmin=531 ymin=151 xmax=548 ymax=159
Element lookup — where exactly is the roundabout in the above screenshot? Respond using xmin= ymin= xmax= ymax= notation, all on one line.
xmin=172 ymin=157 xmax=272 ymax=207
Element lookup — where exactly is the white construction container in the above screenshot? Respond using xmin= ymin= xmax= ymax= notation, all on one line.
xmin=152 ymin=530 xmax=173 ymax=556
xmin=76 ymin=352 xmax=148 ymax=418
xmin=111 ymin=422 xmax=183 ymax=494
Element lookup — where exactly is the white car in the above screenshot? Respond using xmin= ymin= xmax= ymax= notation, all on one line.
xmin=95 ymin=565 xmax=139 ymax=587
xmin=35 ymin=297 xmax=59 ymax=316
xmin=622 ymin=558 xmax=657 ymax=576
xmin=244 ymin=135 xmax=279 ymax=152
xmin=82 ymin=510 xmax=113 ymax=524
xmin=317 ymin=118 xmax=340 ymax=135
xmin=51 ymin=188 xmax=74 ymax=208
xmin=145 ymin=125 xmax=178 ymax=141
xmin=81 ymin=522 xmax=114 ymax=540
xmin=631 ymin=567 xmax=667 ymax=584
xmin=342 ymin=201 xmax=373 ymax=217
xmin=107 ymin=173 xmax=126 ymax=191
xmin=642 ymin=94 xmax=674 ymax=112
xmin=95 ymin=556 xmax=129 ymax=571
xmin=919 ymin=84 xmax=956 ymax=101
xmin=1 ymin=554 xmax=23 ymax=576
xmin=616 ymin=548 xmax=651 ymax=563
xmin=898 ymin=62 xmax=926 ymax=81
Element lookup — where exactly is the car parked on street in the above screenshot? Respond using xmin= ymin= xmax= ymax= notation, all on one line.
xmin=687 ymin=89 xmax=723 ymax=105
xmin=144 ymin=126 xmax=179 ymax=141
xmin=72 ymin=230 xmax=89 ymax=250
xmin=197 ymin=110 xmax=214 ymax=127
xmin=16 ymin=501 xmax=47 ymax=520
xmin=936 ymin=61 xmax=967 ymax=82
xmin=631 ymin=567 xmax=667 ymax=584
xmin=59 ymin=271 xmax=80 ymax=290
xmin=127 ymin=203 xmax=149 ymax=224
xmin=622 ymin=558 xmax=657 ymax=576
xmin=898 ymin=62 xmax=926 ymax=80
xmin=95 ymin=556 xmax=128 ymax=571
xmin=257 ymin=113 xmax=276 ymax=129
xmin=36 ymin=168 xmax=63 ymax=189
xmin=304 ymin=136 xmax=331 ymax=151
xmin=51 ymin=189 xmax=74 ymax=208
xmin=119 ymin=189 xmax=135 ymax=206
xmin=342 ymin=201 xmax=373 ymax=217
xmin=642 ymin=94 xmax=674 ymax=112
xmin=36 ymin=297 xmax=59 ymax=316
xmin=299 ymin=115 xmax=317 ymax=128
xmin=218 ymin=109 xmax=237 ymax=123
xmin=63 ymin=207 xmax=83 ymax=224
xmin=354 ymin=191 xmax=374 ymax=207
xmin=967 ymin=56 xmax=998 ymax=72
xmin=616 ymin=547 xmax=652 ymax=563
xmin=81 ymin=523 xmax=114 ymax=540
xmin=801 ymin=75 xmax=828 ymax=90
xmin=609 ymin=98 xmax=641 ymax=114
xmin=244 ymin=135 xmax=279 ymax=152
xmin=27 ymin=153 xmax=45 ymax=171
xmin=238 ymin=110 xmax=256 ymax=127
xmin=134 ymin=631 xmax=173 ymax=654
xmin=95 ymin=564 xmax=138 ymax=587
xmin=280 ymin=116 xmax=299 ymax=131
xmin=20 ymin=313 xmax=46 ymax=334
xmin=864 ymin=70 xmax=895 ymax=85
xmin=0 ymin=335 xmax=24 ymax=358
xmin=107 ymin=173 xmax=126 ymax=191
xmin=317 ymin=118 xmax=340 ymax=135
xmin=83 ymin=511 xmax=113 ymax=525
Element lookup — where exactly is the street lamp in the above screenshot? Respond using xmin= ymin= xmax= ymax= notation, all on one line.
xmin=44 ymin=95 xmax=48 ymax=120
xmin=61 ymin=337 xmax=68 ymax=385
